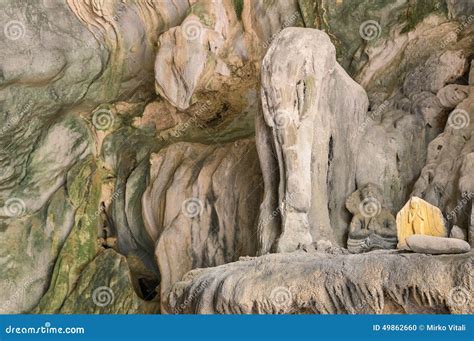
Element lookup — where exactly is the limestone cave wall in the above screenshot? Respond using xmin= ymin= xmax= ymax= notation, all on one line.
xmin=0 ymin=0 xmax=473 ymax=314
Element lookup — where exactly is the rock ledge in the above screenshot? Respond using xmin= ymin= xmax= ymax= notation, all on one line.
xmin=168 ymin=250 xmax=473 ymax=314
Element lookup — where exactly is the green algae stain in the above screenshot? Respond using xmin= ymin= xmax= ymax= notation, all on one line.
xmin=189 ymin=3 xmax=215 ymax=28
xmin=401 ymin=0 xmax=447 ymax=33
xmin=33 ymin=157 xmax=103 ymax=313
xmin=298 ymin=0 xmax=317 ymax=28
xmin=233 ymin=0 xmax=244 ymax=20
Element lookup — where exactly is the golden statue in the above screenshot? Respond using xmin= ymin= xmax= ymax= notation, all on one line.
xmin=396 ymin=197 xmax=447 ymax=249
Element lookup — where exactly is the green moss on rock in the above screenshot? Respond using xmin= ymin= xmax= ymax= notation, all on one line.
xmin=233 ymin=0 xmax=243 ymax=20
xmin=59 ymin=249 xmax=159 ymax=314
xmin=298 ymin=0 xmax=316 ymax=28
xmin=33 ymin=157 xmax=102 ymax=313
xmin=401 ymin=0 xmax=447 ymax=33
xmin=189 ymin=3 xmax=215 ymax=28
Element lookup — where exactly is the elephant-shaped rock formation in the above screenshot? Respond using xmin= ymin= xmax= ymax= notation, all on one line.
xmin=256 ymin=28 xmax=369 ymax=253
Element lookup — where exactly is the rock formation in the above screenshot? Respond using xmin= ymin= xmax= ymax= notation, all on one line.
xmin=396 ymin=197 xmax=448 ymax=249
xmin=406 ymin=235 xmax=470 ymax=255
xmin=54 ymin=249 xmax=159 ymax=314
xmin=142 ymin=139 xmax=262 ymax=312
xmin=168 ymin=250 xmax=473 ymax=314
xmin=0 ymin=0 xmax=472 ymax=316
xmin=345 ymin=184 xmax=397 ymax=253
xmin=450 ymin=225 xmax=467 ymax=240
xmin=257 ymin=27 xmax=368 ymax=253
xmin=471 ymin=202 xmax=474 ymax=247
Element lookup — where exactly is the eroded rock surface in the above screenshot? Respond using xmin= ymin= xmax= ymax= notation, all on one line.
xmin=1 ymin=0 xmax=473 ymax=315
xmin=470 ymin=202 xmax=474 ymax=246
xmin=168 ymin=250 xmax=474 ymax=314
xmin=450 ymin=225 xmax=467 ymax=240
xmin=0 ymin=0 xmax=186 ymax=313
xmin=142 ymin=139 xmax=262 ymax=311
xmin=406 ymin=235 xmax=470 ymax=255
xmin=58 ymin=249 xmax=159 ymax=314
xmin=356 ymin=49 xmax=471 ymax=214
xmin=412 ymin=87 xmax=474 ymax=241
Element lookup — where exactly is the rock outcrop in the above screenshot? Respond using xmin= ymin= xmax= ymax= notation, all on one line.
xmin=356 ymin=49 xmax=470 ymax=214
xmin=1 ymin=0 xmax=473 ymax=316
xmin=168 ymin=250 xmax=473 ymax=314
xmin=471 ymin=202 xmax=474 ymax=247
xmin=56 ymin=249 xmax=159 ymax=314
xmin=154 ymin=0 xmax=250 ymax=111
xmin=0 ymin=0 xmax=186 ymax=312
xmin=450 ymin=225 xmax=468 ymax=240
xmin=257 ymin=28 xmax=368 ymax=253
xmin=406 ymin=235 xmax=471 ymax=255
xmin=142 ymin=139 xmax=262 ymax=312
xmin=411 ymin=87 xmax=474 ymax=242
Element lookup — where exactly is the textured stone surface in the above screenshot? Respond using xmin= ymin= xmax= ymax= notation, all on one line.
xmin=356 ymin=48 xmax=471 ymax=213
xmin=355 ymin=107 xmax=427 ymax=213
xmin=411 ymin=85 xmax=473 ymax=233
xmin=168 ymin=250 xmax=474 ymax=314
xmin=142 ymin=139 xmax=262 ymax=312
xmin=0 ymin=0 xmax=186 ymax=313
xmin=257 ymin=27 xmax=368 ymax=253
xmin=470 ymin=60 xmax=474 ymax=85
xmin=1 ymin=0 xmax=473 ymax=316
xmin=406 ymin=235 xmax=471 ymax=255
xmin=450 ymin=225 xmax=467 ymax=240
xmin=58 ymin=249 xmax=159 ymax=314
xmin=32 ymin=157 xmax=104 ymax=313
xmin=447 ymin=0 xmax=474 ymax=19
xmin=353 ymin=9 xmax=474 ymax=214
xmin=471 ymin=202 xmax=474 ymax=247
xmin=154 ymin=0 xmax=232 ymax=111
xmin=403 ymin=50 xmax=467 ymax=96
xmin=396 ymin=197 xmax=448 ymax=249
xmin=437 ymin=84 xmax=469 ymax=109
xmin=0 ymin=120 xmax=94 ymax=314
xmin=153 ymin=0 xmax=264 ymax=142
